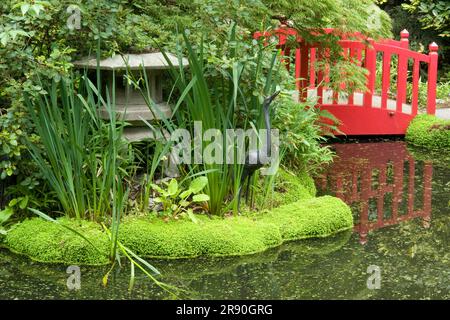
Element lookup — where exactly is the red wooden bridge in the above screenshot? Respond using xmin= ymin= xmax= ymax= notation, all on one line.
xmin=316 ymin=142 xmax=432 ymax=244
xmin=255 ymin=27 xmax=439 ymax=135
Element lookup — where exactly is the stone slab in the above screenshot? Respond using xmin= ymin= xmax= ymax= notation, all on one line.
xmin=74 ymin=52 xmax=188 ymax=70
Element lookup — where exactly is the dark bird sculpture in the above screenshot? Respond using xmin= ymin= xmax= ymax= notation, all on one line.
xmin=237 ymin=91 xmax=280 ymax=212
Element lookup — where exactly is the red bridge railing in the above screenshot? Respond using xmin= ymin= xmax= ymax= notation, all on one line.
xmin=254 ymin=27 xmax=439 ymax=135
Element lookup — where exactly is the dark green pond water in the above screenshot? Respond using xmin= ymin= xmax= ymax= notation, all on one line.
xmin=0 ymin=141 xmax=449 ymax=299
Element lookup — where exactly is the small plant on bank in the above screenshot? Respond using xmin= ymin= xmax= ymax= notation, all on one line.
xmin=151 ymin=177 xmax=210 ymax=220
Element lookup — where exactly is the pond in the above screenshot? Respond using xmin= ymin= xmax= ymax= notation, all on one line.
xmin=0 ymin=141 xmax=449 ymax=300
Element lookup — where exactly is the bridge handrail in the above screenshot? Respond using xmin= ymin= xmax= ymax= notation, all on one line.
xmin=254 ymin=27 xmax=439 ymax=115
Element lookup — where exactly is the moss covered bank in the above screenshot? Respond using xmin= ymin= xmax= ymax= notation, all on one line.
xmin=406 ymin=115 xmax=450 ymax=150
xmin=2 ymin=170 xmax=353 ymax=265
xmin=3 ymin=195 xmax=352 ymax=265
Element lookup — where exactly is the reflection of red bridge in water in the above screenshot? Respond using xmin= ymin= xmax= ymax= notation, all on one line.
xmin=316 ymin=142 xmax=432 ymax=244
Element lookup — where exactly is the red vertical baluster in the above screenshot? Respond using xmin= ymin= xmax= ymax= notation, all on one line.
xmin=364 ymin=39 xmax=376 ymax=108
xmin=427 ymin=42 xmax=439 ymax=115
xmin=295 ymin=47 xmax=301 ymax=100
xmin=284 ymin=47 xmax=291 ymax=72
xmin=317 ymin=48 xmax=324 ymax=105
xmin=381 ymin=52 xmax=391 ymax=110
xmin=396 ymin=56 xmax=408 ymax=112
xmin=411 ymin=58 xmax=420 ymax=115
xmin=396 ymin=30 xmax=409 ymax=112
xmin=324 ymin=48 xmax=330 ymax=90
xmin=299 ymin=45 xmax=309 ymax=102
xmin=277 ymin=28 xmax=287 ymax=63
xmin=348 ymin=48 xmax=355 ymax=105
xmin=309 ymin=48 xmax=316 ymax=88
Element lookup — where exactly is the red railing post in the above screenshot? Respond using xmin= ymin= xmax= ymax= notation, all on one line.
xmin=299 ymin=45 xmax=309 ymax=102
xmin=309 ymin=48 xmax=316 ymax=88
xmin=400 ymin=29 xmax=409 ymax=49
xmin=396 ymin=30 xmax=409 ymax=111
xmin=427 ymin=42 xmax=439 ymax=115
xmin=363 ymin=39 xmax=376 ymax=108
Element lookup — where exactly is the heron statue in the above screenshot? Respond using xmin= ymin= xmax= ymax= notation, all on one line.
xmin=237 ymin=90 xmax=280 ymax=212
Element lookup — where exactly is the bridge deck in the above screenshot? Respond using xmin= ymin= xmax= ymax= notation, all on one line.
xmin=436 ymin=108 xmax=450 ymax=120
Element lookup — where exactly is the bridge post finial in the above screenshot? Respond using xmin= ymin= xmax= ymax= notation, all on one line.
xmin=427 ymin=42 xmax=439 ymax=115
xmin=400 ymin=29 xmax=409 ymax=49
xmin=429 ymin=42 xmax=439 ymax=52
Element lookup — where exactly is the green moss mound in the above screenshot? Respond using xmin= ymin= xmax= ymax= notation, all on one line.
xmin=119 ymin=196 xmax=352 ymax=259
xmin=5 ymin=196 xmax=353 ymax=263
xmin=406 ymin=115 xmax=450 ymax=150
xmin=259 ymin=196 xmax=353 ymax=240
xmin=119 ymin=215 xmax=281 ymax=258
xmin=5 ymin=218 xmax=110 ymax=266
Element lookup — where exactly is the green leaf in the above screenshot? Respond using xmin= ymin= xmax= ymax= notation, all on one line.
xmin=192 ymin=194 xmax=210 ymax=202
xmin=19 ymin=196 xmax=29 ymax=210
xmin=3 ymin=144 xmax=10 ymax=154
xmin=179 ymin=190 xmax=193 ymax=199
xmin=150 ymin=184 xmax=164 ymax=194
xmin=0 ymin=207 xmax=13 ymax=224
xmin=186 ymin=209 xmax=199 ymax=224
xmin=31 ymin=4 xmax=44 ymax=16
xmin=167 ymin=179 xmax=178 ymax=196
xmin=8 ymin=198 xmax=18 ymax=207
xmin=102 ymin=272 xmax=109 ymax=287
xmin=0 ymin=34 xmax=8 ymax=46
xmin=21 ymin=3 xmax=30 ymax=15
xmin=189 ymin=176 xmax=208 ymax=193
xmin=153 ymin=197 xmax=163 ymax=203
xmin=179 ymin=200 xmax=190 ymax=207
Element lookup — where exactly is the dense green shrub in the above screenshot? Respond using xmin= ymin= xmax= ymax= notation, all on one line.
xmin=406 ymin=114 xmax=450 ymax=150
xmin=273 ymin=98 xmax=334 ymax=171
xmin=0 ymin=0 xmax=391 ymax=185
xmin=5 ymin=196 xmax=352 ymax=262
